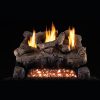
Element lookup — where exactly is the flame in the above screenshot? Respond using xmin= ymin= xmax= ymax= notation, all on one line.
xmin=45 ymin=23 xmax=56 ymax=42
xmin=68 ymin=28 xmax=75 ymax=50
xmin=28 ymin=30 xmax=37 ymax=48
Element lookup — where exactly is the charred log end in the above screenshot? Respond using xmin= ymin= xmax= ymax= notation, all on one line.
xmin=15 ymin=47 xmax=87 ymax=69
xmin=78 ymin=67 xmax=90 ymax=79
xmin=14 ymin=48 xmax=19 ymax=56
xmin=13 ymin=66 xmax=25 ymax=79
xmin=78 ymin=47 xmax=87 ymax=64
xmin=23 ymin=31 xmax=32 ymax=38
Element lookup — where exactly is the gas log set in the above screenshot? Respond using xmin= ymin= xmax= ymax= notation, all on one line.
xmin=13 ymin=23 xmax=90 ymax=79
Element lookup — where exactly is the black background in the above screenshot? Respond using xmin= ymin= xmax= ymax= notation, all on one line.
xmin=0 ymin=1 xmax=100 ymax=80
xmin=0 ymin=1 xmax=100 ymax=99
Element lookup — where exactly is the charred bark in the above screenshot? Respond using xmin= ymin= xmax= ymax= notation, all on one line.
xmin=15 ymin=47 xmax=87 ymax=69
xmin=13 ymin=30 xmax=89 ymax=79
xmin=13 ymin=66 xmax=25 ymax=79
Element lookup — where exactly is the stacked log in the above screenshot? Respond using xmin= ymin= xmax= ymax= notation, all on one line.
xmin=13 ymin=30 xmax=90 ymax=79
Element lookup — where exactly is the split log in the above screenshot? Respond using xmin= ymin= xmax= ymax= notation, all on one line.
xmin=23 ymin=31 xmax=58 ymax=44
xmin=58 ymin=45 xmax=70 ymax=53
xmin=15 ymin=30 xmax=83 ymax=57
xmin=37 ymin=40 xmax=57 ymax=50
xmin=63 ymin=30 xmax=82 ymax=48
xmin=14 ymin=36 xmax=30 ymax=56
xmin=43 ymin=47 xmax=54 ymax=54
xmin=37 ymin=32 xmax=66 ymax=50
xmin=23 ymin=31 xmax=45 ymax=43
xmin=63 ymin=39 xmax=69 ymax=45
xmin=23 ymin=30 xmax=82 ymax=46
xmin=63 ymin=30 xmax=69 ymax=38
xmin=15 ymin=47 xmax=87 ymax=68
xmin=14 ymin=34 xmax=44 ymax=57
xmin=36 ymin=31 xmax=58 ymax=43
xmin=23 ymin=31 xmax=32 ymax=38
xmin=78 ymin=66 xmax=90 ymax=79
xmin=75 ymin=35 xmax=82 ymax=48
xmin=20 ymin=37 xmax=29 ymax=46
xmin=65 ymin=47 xmax=87 ymax=67
xmin=14 ymin=46 xmax=39 ymax=57
xmin=58 ymin=35 xmax=83 ymax=53
xmin=14 ymin=37 xmax=40 ymax=57
xmin=56 ymin=32 xmax=65 ymax=45
xmin=36 ymin=32 xmax=45 ymax=43
xmin=14 ymin=33 xmax=42 ymax=57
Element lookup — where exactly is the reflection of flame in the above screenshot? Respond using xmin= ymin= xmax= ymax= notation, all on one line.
xmin=68 ymin=28 xmax=75 ymax=50
xmin=28 ymin=30 xmax=37 ymax=48
xmin=45 ymin=23 xmax=56 ymax=42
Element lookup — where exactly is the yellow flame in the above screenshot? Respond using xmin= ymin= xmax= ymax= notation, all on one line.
xmin=45 ymin=23 xmax=56 ymax=42
xmin=68 ymin=28 xmax=75 ymax=50
xmin=28 ymin=30 xmax=37 ymax=48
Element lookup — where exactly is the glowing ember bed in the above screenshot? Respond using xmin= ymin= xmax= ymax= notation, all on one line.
xmin=13 ymin=24 xmax=90 ymax=79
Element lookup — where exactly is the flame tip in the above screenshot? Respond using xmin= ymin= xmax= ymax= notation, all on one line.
xmin=45 ymin=23 xmax=56 ymax=43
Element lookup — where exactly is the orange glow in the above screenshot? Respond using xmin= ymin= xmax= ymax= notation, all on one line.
xmin=68 ymin=28 xmax=75 ymax=50
xmin=45 ymin=23 xmax=56 ymax=42
xmin=28 ymin=30 xmax=37 ymax=48
xmin=27 ymin=69 xmax=77 ymax=78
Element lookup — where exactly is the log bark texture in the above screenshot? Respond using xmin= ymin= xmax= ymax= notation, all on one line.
xmin=14 ymin=30 xmax=87 ymax=70
xmin=13 ymin=30 xmax=89 ymax=79
xmin=78 ymin=66 xmax=90 ymax=79
xmin=15 ymin=47 xmax=87 ymax=69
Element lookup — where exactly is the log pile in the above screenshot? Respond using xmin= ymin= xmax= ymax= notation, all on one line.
xmin=13 ymin=30 xmax=90 ymax=79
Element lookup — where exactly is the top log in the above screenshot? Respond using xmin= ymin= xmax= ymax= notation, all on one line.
xmin=14 ymin=30 xmax=83 ymax=56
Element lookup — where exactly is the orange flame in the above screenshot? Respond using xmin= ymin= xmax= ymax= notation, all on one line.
xmin=45 ymin=23 xmax=56 ymax=42
xmin=28 ymin=30 xmax=37 ymax=48
xmin=68 ymin=28 xmax=75 ymax=50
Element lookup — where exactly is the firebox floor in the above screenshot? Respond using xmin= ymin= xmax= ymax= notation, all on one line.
xmin=3 ymin=76 xmax=99 ymax=80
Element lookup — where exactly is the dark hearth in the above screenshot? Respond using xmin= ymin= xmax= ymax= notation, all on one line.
xmin=13 ymin=25 xmax=90 ymax=79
